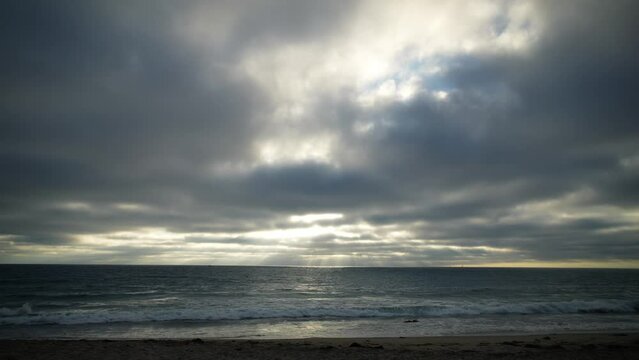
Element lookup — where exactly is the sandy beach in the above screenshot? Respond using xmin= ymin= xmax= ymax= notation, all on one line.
xmin=2 ymin=333 xmax=638 ymax=360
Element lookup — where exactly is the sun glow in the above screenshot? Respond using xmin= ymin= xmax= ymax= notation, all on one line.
xmin=289 ymin=213 xmax=344 ymax=223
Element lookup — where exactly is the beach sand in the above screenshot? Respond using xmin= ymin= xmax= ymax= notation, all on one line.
xmin=2 ymin=333 xmax=638 ymax=359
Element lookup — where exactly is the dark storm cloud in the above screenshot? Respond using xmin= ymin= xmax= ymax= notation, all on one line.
xmin=380 ymin=212 xmax=639 ymax=263
xmin=591 ymin=171 xmax=639 ymax=207
xmin=0 ymin=1 xmax=263 ymax=245
xmin=208 ymin=163 xmax=398 ymax=211
xmin=0 ymin=0 xmax=368 ymax=250
xmin=1 ymin=0 xmax=638 ymax=265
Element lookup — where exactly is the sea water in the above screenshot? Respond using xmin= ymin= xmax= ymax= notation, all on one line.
xmin=1 ymin=265 xmax=638 ymax=339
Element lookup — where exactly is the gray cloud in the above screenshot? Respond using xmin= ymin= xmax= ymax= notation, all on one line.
xmin=1 ymin=0 xmax=638 ymax=266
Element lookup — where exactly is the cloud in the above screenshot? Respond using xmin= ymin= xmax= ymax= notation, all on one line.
xmin=1 ymin=0 xmax=638 ymax=266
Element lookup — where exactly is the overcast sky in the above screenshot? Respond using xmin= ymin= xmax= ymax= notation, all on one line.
xmin=1 ymin=0 xmax=638 ymax=267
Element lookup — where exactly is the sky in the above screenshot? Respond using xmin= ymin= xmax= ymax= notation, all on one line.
xmin=1 ymin=0 xmax=638 ymax=267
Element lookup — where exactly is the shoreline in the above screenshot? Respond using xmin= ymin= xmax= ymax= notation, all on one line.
xmin=2 ymin=332 xmax=638 ymax=359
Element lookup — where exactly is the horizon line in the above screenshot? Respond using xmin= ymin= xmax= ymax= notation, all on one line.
xmin=2 ymin=263 xmax=639 ymax=270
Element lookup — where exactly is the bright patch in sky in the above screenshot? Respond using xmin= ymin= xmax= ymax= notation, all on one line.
xmin=289 ymin=213 xmax=344 ymax=223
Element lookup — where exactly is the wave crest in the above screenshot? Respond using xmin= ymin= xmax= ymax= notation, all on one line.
xmin=0 ymin=303 xmax=32 ymax=317
xmin=0 ymin=299 xmax=637 ymax=325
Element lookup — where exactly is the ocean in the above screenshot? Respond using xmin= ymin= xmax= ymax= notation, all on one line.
xmin=1 ymin=265 xmax=638 ymax=339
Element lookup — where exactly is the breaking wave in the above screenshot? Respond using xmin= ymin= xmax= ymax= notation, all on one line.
xmin=1 ymin=299 xmax=637 ymax=326
xmin=0 ymin=303 xmax=32 ymax=317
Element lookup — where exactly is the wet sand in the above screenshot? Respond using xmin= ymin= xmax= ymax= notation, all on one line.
xmin=1 ymin=333 xmax=638 ymax=359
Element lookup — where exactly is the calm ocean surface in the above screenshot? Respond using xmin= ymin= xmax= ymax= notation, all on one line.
xmin=1 ymin=265 xmax=638 ymax=339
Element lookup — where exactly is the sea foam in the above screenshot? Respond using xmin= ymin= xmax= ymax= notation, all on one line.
xmin=0 ymin=299 xmax=637 ymax=326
